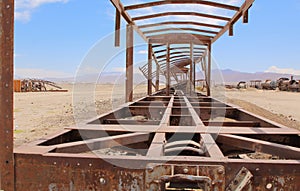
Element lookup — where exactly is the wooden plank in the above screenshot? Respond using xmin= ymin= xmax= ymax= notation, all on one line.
xmin=0 ymin=0 xmax=14 ymax=190
xmin=126 ymin=24 xmax=134 ymax=102
xmin=217 ymin=134 xmax=300 ymax=159
xmin=125 ymin=0 xmax=240 ymax=11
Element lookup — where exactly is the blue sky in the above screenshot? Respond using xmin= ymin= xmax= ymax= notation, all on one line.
xmin=14 ymin=0 xmax=300 ymax=78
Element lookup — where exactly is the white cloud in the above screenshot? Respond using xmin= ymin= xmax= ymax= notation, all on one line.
xmin=15 ymin=68 xmax=73 ymax=78
xmin=15 ymin=0 xmax=69 ymax=22
xmin=265 ymin=66 xmax=300 ymax=76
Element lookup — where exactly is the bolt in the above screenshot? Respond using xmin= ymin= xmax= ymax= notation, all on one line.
xmin=256 ymin=168 xmax=260 ymax=171
xmin=183 ymin=168 xmax=189 ymax=174
xmin=218 ymin=168 xmax=224 ymax=174
xmin=99 ymin=178 xmax=106 ymax=185
xmin=234 ymin=180 xmax=238 ymax=185
xmin=147 ymin=166 xmax=154 ymax=172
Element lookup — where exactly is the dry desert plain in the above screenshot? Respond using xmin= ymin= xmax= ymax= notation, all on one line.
xmin=13 ymin=84 xmax=300 ymax=147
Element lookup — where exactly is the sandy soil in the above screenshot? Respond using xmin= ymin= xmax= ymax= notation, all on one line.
xmin=13 ymin=84 xmax=147 ymax=146
xmin=225 ymin=88 xmax=300 ymax=130
xmin=13 ymin=85 xmax=300 ymax=147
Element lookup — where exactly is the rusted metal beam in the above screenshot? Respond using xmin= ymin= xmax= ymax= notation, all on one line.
xmin=212 ymin=0 xmax=255 ymax=43
xmin=207 ymin=42 xmax=211 ymax=96
xmin=154 ymin=47 xmax=206 ymax=54
xmin=139 ymin=21 xmax=224 ymax=29
xmin=217 ymin=134 xmax=300 ymax=160
xmin=148 ymin=43 xmax=153 ymax=95
xmin=133 ymin=12 xmax=231 ymax=22
xmin=126 ymin=24 xmax=134 ymax=102
xmin=115 ymin=9 xmax=121 ymax=47
xmin=149 ymin=33 xmax=211 ymax=44
xmin=166 ymin=43 xmax=170 ymax=96
xmin=189 ymin=43 xmax=194 ymax=95
xmin=125 ymin=0 xmax=240 ymax=11
xmin=0 ymin=0 xmax=14 ymax=190
xmin=143 ymin=27 xmax=218 ymax=35
xmin=110 ymin=0 xmax=147 ymax=41
xmin=147 ymin=133 xmax=165 ymax=157
xmin=55 ymin=133 xmax=150 ymax=153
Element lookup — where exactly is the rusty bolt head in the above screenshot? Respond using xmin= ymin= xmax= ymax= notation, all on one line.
xmin=217 ymin=168 xmax=224 ymax=174
xmin=99 ymin=178 xmax=106 ymax=185
xmin=147 ymin=166 xmax=154 ymax=172
xmin=183 ymin=168 xmax=189 ymax=174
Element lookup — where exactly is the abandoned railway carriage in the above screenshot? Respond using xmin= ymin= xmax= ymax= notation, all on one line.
xmin=1 ymin=0 xmax=300 ymax=190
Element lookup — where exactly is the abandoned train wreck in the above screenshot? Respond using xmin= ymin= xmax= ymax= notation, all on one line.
xmin=1 ymin=0 xmax=300 ymax=190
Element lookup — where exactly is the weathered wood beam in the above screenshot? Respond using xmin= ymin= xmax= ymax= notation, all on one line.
xmin=125 ymin=0 xmax=240 ymax=11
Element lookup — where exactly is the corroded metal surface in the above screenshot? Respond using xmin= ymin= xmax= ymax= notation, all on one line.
xmin=0 ymin=0 xmax=14 ymax=190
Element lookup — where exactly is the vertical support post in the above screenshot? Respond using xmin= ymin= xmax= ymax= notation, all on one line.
xmin=243 ymin=9 xmax=249 ymax=23
xmin=207 ymin=42 xmax=212 ymax=96
xmin=115 ymin=9 xmax=121 ymax=47
xmin=189 ymin=43 xmax=194 ymax=95
xmin=0 ymin=0 xmax=15 ymax=190
xmin=126 ymin=24 xmax=134 ymax=102
xmin=147 ymin=43 xmax=152 ymax=95
xmin=155 ymin=66 xmax=159 ymax=92
xmin=166 ymin=43 xmax=170 ymax=96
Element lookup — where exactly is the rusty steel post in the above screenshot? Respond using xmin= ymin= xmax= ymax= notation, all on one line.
xmin=166 ymin=43 xmax=170 ymax=96
xmin=126 ymin=24 xmax=134 ymax=102
xmin=0 ymin=0 xmax=15 ymax=190
xmin=115 ymin=9 xmax=121 ymax=47
xmin=190 ymin=43 xmax=194 ymax=95
xmin=147 ymin=43 xmax=152 ymax=95
xmin=207 ymin=42 xmax=212 ymax=96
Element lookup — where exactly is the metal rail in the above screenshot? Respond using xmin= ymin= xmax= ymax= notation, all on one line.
xmin=14 ymin=88 xmax=300 ymax=190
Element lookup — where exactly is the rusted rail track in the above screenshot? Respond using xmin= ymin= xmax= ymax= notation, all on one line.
xmin=14 ymin=88 xmax=300 ymax=190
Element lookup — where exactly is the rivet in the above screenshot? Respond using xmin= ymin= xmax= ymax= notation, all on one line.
xmin=147 ymin=166 xmax=153 ymax=172
xmin=217 ymin=168 xmax=224 ymax=174
xmin=99 ymin=178 xmax=106 ymax=185
xmin=89 ymin=163 xmax=92 ymax=167
xmin=183 ymin=168 xmax=189 ymax=174
xmin=77 ymin=163 xmax=80 ymax=166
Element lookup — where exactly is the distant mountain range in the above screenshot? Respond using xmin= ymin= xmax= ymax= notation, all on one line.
xmin=17 ymin=69 xmax=300 ymax=84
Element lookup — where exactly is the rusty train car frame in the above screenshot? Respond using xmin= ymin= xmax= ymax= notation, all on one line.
xmin=1 ymin=0 xmax=300 ymax=190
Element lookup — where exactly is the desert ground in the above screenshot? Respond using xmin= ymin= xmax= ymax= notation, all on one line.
xmin=13 ymin=84 xmax=300 ymax=147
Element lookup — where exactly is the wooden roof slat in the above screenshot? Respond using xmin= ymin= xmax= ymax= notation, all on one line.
xmin=143 ymin=27 xmax=219 ymax=35
xmin=156 ymin=51 xmax=203 ymax=59
xmin=132 ymin=12 xmax=231 ymax=22
xmin=139 ymin=21 xmax=224 ymax=29
xmin=124 ymin=0 xmax=240 ymax=11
